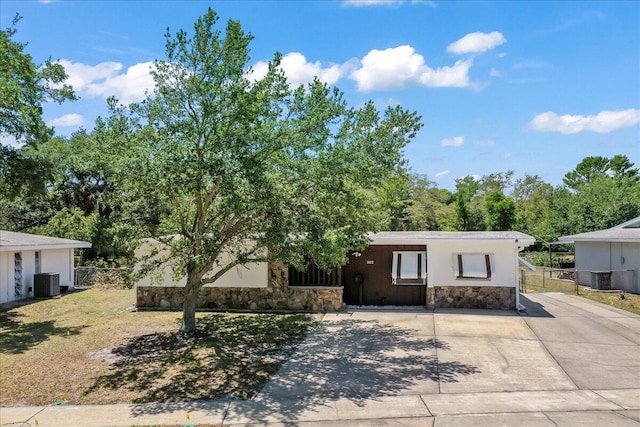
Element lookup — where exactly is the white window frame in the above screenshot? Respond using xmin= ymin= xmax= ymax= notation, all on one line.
xmin=391 ymin=251 xmax=427 ymax=285
xmin=453 ymin=253 xmax=493 ymax=280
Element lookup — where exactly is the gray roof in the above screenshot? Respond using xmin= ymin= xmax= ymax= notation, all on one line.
xmin=558 ymin=216 xmax=640 ymax=243
xmin=0 ymin=230 xmax=92 ymax=251
xmin=368 ymin=231 xmax=535 ymax=246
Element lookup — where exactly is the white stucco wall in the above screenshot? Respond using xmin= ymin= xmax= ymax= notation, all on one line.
xmin=575 ymin=241 xmax=639 ymax=292
xmin=39 ymin=248 xmax=75 ymax=287
xmin=575 ymin=242 xmax=611 ymax=272
xmin=426 ymin=240 xmax=519 ymax=288
xmin=1 ymin=251 xmax=9 ymax=304
xmin=0 ymin=248 xmax=75 ymax=304
xmin=135 ymin=240 xmax=268 ymax=289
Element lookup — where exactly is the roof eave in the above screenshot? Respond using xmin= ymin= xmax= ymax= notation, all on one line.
xmin=564 ymin=238 xmax=640 ymax=243
xmin=0 ymin=243 xmax=92 ymax=252
xmin=369 ymin=237 xmax=535 ymax=246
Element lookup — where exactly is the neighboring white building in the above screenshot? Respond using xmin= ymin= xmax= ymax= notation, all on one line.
xmin=0 ymin=230 xmax=92 ymax=305
xmin=558 ymin=217 xmax=640 ymax=294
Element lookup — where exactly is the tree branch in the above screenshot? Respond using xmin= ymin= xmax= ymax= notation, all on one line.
xmin=199 ymin=245 xmax=266 ymax=285
xmin=167 ymin=185 xmax=188 ymax=237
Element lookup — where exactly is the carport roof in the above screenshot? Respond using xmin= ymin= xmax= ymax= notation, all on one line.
xmin=0 ymin=230 xmax=92 ymax=251
xmin=368 ymin=231 xmax=534 ymax=246
xmin=557 ymin=216 xmax=640 ymax=243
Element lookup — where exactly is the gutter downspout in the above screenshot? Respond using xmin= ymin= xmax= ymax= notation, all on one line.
xmin=516 ymin=242 xmax=526 ymax=312
xmin=609 ymin=242 xmax=613 ymax=271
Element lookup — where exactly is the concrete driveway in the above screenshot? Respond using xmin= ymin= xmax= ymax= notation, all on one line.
xmin=231 ymin=292 xmax=640 ymax=426
xmin=2 ymin=292 xmax=639 ymax=426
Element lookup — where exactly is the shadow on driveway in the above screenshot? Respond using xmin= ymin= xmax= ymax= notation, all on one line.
xmin=231 ymin=317 xmax=480 ymax=423
xmin=519 ymin=294 xmax=555 ymax=318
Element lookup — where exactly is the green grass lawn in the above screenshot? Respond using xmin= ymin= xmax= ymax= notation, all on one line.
xmin=522 ymin=270 xmax=640 ymax=315
xmin=0 ymin=289 xmax=317 ymax=406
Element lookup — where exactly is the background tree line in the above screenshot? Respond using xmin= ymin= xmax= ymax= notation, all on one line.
xmin=2 ymin=11 xmax=639 ymax=264
xmin=4 ymin=131 xmax=638 ymax=260
xmin=379 ymin=155 xmax=639 ymax=248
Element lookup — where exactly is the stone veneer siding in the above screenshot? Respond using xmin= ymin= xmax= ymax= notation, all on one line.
xmin=426 ymin=285 xmax=516 ymax=310
xmin=136 ymin=262 xmax=343 ymax=312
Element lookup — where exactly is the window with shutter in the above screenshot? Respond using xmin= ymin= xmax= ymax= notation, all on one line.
xmin=391 ymin=251 xmax=427 ymax=285
xmin=453 ymin=253 xmax=493 ymax=280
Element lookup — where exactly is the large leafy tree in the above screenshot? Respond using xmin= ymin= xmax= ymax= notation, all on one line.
xmin=36 ymin=129 xmax=134 ymax=261
xmin=0 ymin=15 xmax=75 ymax=144
xmin=406 ymin=174 xmax=454 ymax=231
xmin=551 ymin=154 xmax=640 ymax=237
xmin=0 ymin=128 xmax=136 ymax=262
xmin=562 ymin=175 xmax=640 ymax=234
xmin=478 ymin=171 xmax=514 ymax=195
xmin=121 ymin=10 xmax=422 ymax=333
xmin=1 ymin=14 xmax=76 ymax=199
xmin=561 ymin=155 xmax=638 ymax=190
xmin=375 ymin=170 xmax=413 ymax=231
xmin=512 ymin=174 xmax=556 ymax=246
xmin=484 ymin=190 xmax=516 ymax=231
xmin=454 ymin=176 xmax=484 ymax=231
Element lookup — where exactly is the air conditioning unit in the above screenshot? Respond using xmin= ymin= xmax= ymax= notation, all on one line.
xmin=34 ymin=273 xmax=60 ymax=297
xmin=590 ymin=271 xmax=611 ymax=290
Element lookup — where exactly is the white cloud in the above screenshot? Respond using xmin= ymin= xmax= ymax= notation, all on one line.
xmin=489 ymin=68 xmax=502 ymax=77
xmin=342 ymin=0 xmax=435 ymax=7
xmin=86 ymin=62 xmax=155 ymax=104
xmin=350 ymin=45 xmax=472 ymax=92
xmin=246 ymin=62 xmax=269 ymax=83
xmin=47 ymin=113 xmax=85 ymax=127
xmin=435 ymin=170 xmax=450 ymax=178
xmin=58 ymin=60 xmax=122 ymax=89
xmin=447 ymin=31 xmax=506 ymax=55
xmin=248 ymin=52 xmax=353 ymax=88
xmin=501 ymin=152 xmax=512 ymax=159
xmin=529 ymin=109 xmax=640 ymax=134
xmin=250 ymin=44 xmax=476 ymax=93
xmin=496 ymin=52 xmax=507 ymax=58
xmin=58 ymin=59 xmax=155 ymax=104
xmin=440 ymin=136 xmax=464 ymax=147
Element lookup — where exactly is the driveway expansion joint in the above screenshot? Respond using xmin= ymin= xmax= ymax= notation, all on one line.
xmin=419 ymin=394 xmax=434 ymax=416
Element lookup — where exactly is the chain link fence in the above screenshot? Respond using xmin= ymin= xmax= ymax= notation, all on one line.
xmin=75 ymin=266 xmax=133 ymax=289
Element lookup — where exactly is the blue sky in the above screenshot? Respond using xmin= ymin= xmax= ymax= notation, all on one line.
xmin=3 ymin=0 xmax=639 ymax=190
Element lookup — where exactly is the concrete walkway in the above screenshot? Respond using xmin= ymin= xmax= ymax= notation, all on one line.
xmin=2 ymin=293 xmax=639 ymax=426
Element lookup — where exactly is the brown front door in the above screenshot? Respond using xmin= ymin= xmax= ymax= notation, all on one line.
xmin=343 ymin=245 xmax=426 ymax=306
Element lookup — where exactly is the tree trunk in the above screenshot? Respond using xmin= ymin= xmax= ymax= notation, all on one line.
xmin=180 ymin=274 xmax=200 ymax=334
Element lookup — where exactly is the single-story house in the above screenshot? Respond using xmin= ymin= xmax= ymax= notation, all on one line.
xmin=0 ymin=230 xmax=92 ymax=305
xmin=557 ymin=217 xmax=640 ymax=294
xmin=340 ymin=231 xmax=534 ymax=309
xmin=135 ymin=231 xmax=534 ymax=311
